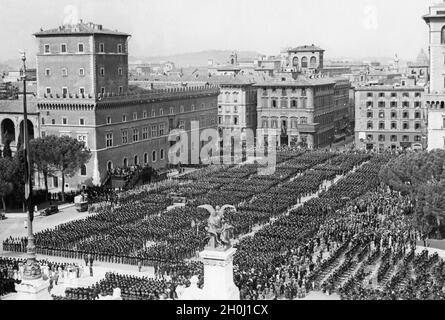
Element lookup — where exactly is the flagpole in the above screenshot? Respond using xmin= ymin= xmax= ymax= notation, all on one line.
xmin=21 ymin=51 xmax=41 ymax=280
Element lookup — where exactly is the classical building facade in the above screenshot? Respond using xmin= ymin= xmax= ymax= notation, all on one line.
xmin=354 ymin=86 xmax=427 ymax=151
xmin=282 ymin=45 xmax=325 ymax=75
xmin=217 ymin=79 xmax=257 ymax=134
xmin=30 ymin=21 xmax=219 ymax=190
xmin=255 ymin=77 xmax=344 ymax=148
xmin=423 ymin=3 xmax=445 ymax=150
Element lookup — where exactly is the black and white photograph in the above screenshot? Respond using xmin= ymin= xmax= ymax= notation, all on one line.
xmin=0 ymin=0 xmax=445 ymax=310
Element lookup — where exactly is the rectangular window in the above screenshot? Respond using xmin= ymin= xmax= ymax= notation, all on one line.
xmin=44 ymin=44 xmax=50 ymax=54
xmin=78 ymin=43 xmax=84 ymax=53
xmin=79 ymin=88 xmax=85 ymax=95
xmin=62 ymin=117 xmax=67 ymax=125
xmin=119 ymin=86 xmax=123 ymax=94
xmin=133 ymin=112 xmax=137 ymax=120
xmin=159 ymin=124 xmax=165 ymax=136
xmin=100 ymin=68 xmax=105 ymax=77
xmin=62 ymin=68 xmax=68 ymax=77
xmin=143 ymin=111 xmax=148 ymax=118
xmin=77 ymin=135 xmax=87 ymax=147
xmin=117 ymin=44 xmax=123 ymax=53
xmin=179 ymin=120 xmax=185 ymax=129
xmin=61 ymin=44 xmax=67 ymax=53
xmin=107 ymin=116 xmax=112 ymax=124
xmin=133 ymin=129 xmax=139 ymax=142
xmin=45 ymin=69 xmax=51 ymax=76
xmin=106 ymin=133 xmax=113 ymax=147
xmin=101 ymin=87 xmax=105 ymax=94
xmin=62 ymin=87 xmax=68 ymax=96
xmin=122 ymin=115 xmax=127 ymax=122
xmin=118 ymin=68 xmax=123 ymax=76
xmin=79 ymin=68 xmax=85 ymax=76
xmin=142 ymin=127 xmax=149 ymax=140
xmin=79 ymin=118 xmax=85 ymax=126
xmin=99 ymin=43 xmax=105 ymax=53
xmin=122 ymin=130 xmax=128 ymax=144
xmin=151 ymin=125 xmax=157 ymax=137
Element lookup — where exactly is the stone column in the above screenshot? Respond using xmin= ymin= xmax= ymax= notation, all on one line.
xmin=200 ymin=248 xmax=240 ymax=300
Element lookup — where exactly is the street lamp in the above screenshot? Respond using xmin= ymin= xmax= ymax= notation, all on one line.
xmin=20 ymin=51 xmax=42 ymax=281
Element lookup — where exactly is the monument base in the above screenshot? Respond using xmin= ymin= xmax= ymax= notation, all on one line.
xmin=14 ymin=278 xmax=51 ymax=300
xmin=200 ymin=247 xmax=240 ymax=300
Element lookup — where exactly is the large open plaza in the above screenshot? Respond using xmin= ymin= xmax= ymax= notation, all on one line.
xmin=1 ymin=0 xmax=445 ymax=306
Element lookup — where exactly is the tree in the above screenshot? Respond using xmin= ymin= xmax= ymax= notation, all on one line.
xmin=2 ymin=131 xmax=14 ymax=158
xmin=379 ymin=149 xmax=445 ymax=238
xmin=379 ymin=150 xmax=445 ymax=195
xmin=3 ymin=140 xmax=12 ymax=158
xmin=52 ymin=135 xmax=91 ymax=202
xmin=30 ymin=136 xmax=57 ymax=201
xmin=0 ymin=157 xmax=16 ymax=211
xmin=13 ymin=148 xmax=30 ymax=212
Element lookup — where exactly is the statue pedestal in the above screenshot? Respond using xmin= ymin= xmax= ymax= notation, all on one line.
xmin=14 ymin=278 xmax=51 ymax=300
xmin=200 ymin=247 xmax=240 ymax=300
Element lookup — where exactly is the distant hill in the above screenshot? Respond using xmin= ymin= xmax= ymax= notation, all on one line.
xmin=129 ymin=50 xmax=264 ymax=68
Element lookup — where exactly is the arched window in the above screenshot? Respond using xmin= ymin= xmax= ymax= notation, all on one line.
xmin=442 ymin=26 xmax=445 ymax=44
xmin=144 ymin=153 xmax=148 ymax=165
xmin=107 ymin=161 xmax=113 ymax=172
xmin=134 ymin=155 xmax=139 ymax=165
xmin=310 ymin=56 xmax=317 ymax=68
xmin=160 ymin=149 xmax=165 ymax=160
xmin=301 ymin=57 xmax=308 ymax=68
xmin=80 ymin=164 xmax=87 ymax=176
xmin=123 ymin=157 xmax=128 ymax=167
xmin=292 ymin=57 xmax=299 ymax=67
xmin=152 ymin=150 xmax=157 ymax=162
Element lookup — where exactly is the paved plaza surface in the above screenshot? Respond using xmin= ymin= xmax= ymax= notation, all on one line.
xmin=0 ymin=205 xmax=90 ymax=255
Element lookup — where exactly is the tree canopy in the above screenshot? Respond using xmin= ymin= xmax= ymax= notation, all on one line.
xmin=379 ymin=149 xmax=445 ymax=238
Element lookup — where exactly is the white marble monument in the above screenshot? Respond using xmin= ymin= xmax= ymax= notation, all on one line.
xmin=200 ymin=247 xmax=240 ymax=300
xmin=195 ymin=204 xmax=240 ymax=300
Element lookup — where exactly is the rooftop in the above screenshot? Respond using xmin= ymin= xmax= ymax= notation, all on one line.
xmin=34 ymin=21 xmax=130 ymax=37
xmin=355 ymin=85 xmax=425 ymax=91
xmin=288 ymin=45 xmax=325 ymax=53
xmin=254 ymin=77 xmax=335 ymax=87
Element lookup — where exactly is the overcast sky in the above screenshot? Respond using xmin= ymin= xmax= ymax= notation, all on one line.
xmin=0 ymin=0 xmax=439 ymax=62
